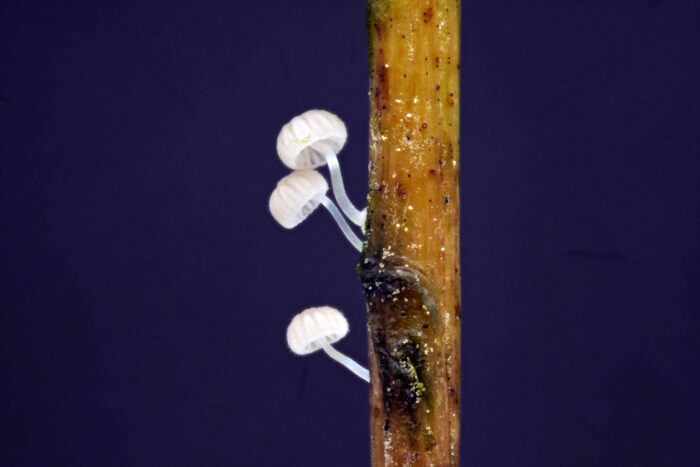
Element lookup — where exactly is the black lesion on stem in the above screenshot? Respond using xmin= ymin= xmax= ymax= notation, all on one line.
xmin=358 ymin=251 xmax=438 ymax=445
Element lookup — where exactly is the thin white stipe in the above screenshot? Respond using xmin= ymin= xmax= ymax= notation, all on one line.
xmin=321 ymin=342 xmax=370 ymax=383
xmin=321 ymin=196 xmax=363 ymax=252
xmin=325 ymin=153 xmax=367 ymax=228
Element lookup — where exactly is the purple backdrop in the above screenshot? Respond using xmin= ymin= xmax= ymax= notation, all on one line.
xmin=1 ymin=0 xmax=699 ymax=465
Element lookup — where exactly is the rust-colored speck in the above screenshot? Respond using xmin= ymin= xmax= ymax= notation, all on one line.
xmin=396 ymin=182 xmax=408 ymax=200
xmin=373 ymin=47 xmax=389 ymax=116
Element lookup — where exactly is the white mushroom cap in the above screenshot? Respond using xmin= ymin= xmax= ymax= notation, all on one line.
xmin=276 ymin=110 xmax=347 ymax=170
xmin=287 ymin=306 xmax=349 ymax=355
xmin=269 ymin=170 xmax=329 ymax=229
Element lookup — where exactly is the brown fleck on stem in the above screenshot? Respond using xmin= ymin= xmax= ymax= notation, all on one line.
xmin=359 ymin=0 xmax=461 ymax=465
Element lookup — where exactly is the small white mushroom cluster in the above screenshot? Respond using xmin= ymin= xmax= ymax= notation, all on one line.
xmin=271 ymin=110 xmax=369 ymax=383
xmin=269 ymin=109 xmax=366 ymax=252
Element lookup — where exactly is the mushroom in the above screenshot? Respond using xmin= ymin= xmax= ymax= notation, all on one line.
xmin=269 ymin=170 xmax=363 ymax=251
xmin=287 ymin=306 xmax=369 ymax=382
xmin=276 ymin=109 xmax=366 ymax=227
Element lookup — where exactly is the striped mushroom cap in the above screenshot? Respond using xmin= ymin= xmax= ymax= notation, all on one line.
xmin=269 ymin=170 xmax=329 ymax=229
xmin=286 ymin=306 xmax=349 ymax=355
xmin=276 ymin=110 xmax=347 ymax=170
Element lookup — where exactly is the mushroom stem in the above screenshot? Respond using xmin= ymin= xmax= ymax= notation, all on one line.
xmin=325 ymin=153 xmax=367 ymax=227
xmin=321 ymin=196 xmax=363 ymax=252
xmin=320 ymin=342 xmax=369 ymax=382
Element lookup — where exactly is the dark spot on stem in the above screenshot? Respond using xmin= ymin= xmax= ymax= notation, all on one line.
xmin=396 ymin=182 xmax=408 ymax=200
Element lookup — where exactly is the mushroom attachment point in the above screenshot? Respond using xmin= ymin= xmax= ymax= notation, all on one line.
xmin=286 ymin=306 xmax=369 ymax=383
xmin=269 ymin=170 xmax=363 ymax=251
xmin=277 ymin=109 xmax=366 ymax=227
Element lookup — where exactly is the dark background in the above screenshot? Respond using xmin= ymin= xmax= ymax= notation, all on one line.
xmin=1 ymin=0 xmax=699 ymax=465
